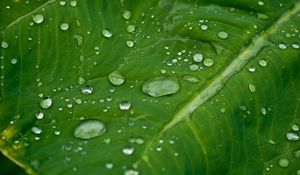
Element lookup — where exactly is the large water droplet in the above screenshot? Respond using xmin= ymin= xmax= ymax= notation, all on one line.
xmin=122 ymin=147 xmax=134 ymax=155
xmin=193 ymin=53 xmax=203 ymax=62
xmin=119 ymin=101 xmax=131 ymax=111
xmin=217 ymin=31 xmax=229 ymax=39
xmin=60 ymin=23 xmax=69 ymax=31
xmin=278 ymin=158 xmax=289 ymax=168
xmin=40 ymin=97 xmax=52 ymax=109
xmin=142 ymin=76 xmax=180 ymax=97
xmin=74 ymin=119 xmax=106 ymax=139
xmin=108 ymin=71 xmax=125 ymax=86
xmin=33 ymin=14 xmax=44 ymax=24
xmin=124 ymin=169 xmax=139 ymax=175
xmin=102 ymin=29 xmax=112 ymax=38
xmin=81 ymin=85 xmax=93 ymax=95
xmin=203 ymin=58 xmax=214 ymax=67
xmin=258 ymin=59 xmax=267 ymax=67
xmin=286 ymin=132 xmax=299 ymax=141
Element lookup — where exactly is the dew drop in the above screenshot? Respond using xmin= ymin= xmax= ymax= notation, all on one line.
xmin=258 ymin=59 xmax=267 ymax=67
xmin=105 ymin=162 xmax=114 ymax=169
xmin=70 ymin=0 xmax=77 ymax=7
xmin=278 ymin=158 xmax=289 ymax=168
xmin=189 ymin=64 xmax=199 ymax=71
xmin=127 ymin=25 xmax=136 ymax=33
xmin=1 ymin=41 xmax=8 ymax=49
xmin=126 ymin=40 xmax=134 ymax=47
xmin=81 ymin=85 xmax=93 ymax=95
xmin=278 ymin=43 xmax=287 ymax=50
xmin=35 ymin=111 xmax=44 ymax=120
xmin=292 ymin=43 xmax=299 ymax=49
xmin=248 ymin=83 xmax=256 ymax=93
xmin=124 ymin=169 xmax=139 ymax=175
xmin=217 ymin=31 xmax=229 ymax=39
xmin=182 ymin=75 xmax=200 ymax=83
xmin=292 ymin=124 xmax=299 ymax=131
xmin=60 ymin=23 xmax=69 ymax=31
xmin=286 ymin=132 xmax=299 ymax=141
xmin=122 ymin=147 xmax=134 ymax=155
xmin=54 ymin=130 xmax=61 ymax=136
xmin=102 ymin=29 xmax=112 ymax=38
xmin=119 ymin=101 xmax=131 ymax=111
xmin=122 ymin=10 xmax=131 ymax=20
xmin=294 ymin=150 xmax=300 ymax=159
xmin=142 ymin=76 xmax=180 ymax=97
xmin=40 ymin=97 xmax=52 ymax=109
xmin=203 ymin=58 xmax=214 ymax=67
xmin=77 ymin=77 xmax=86 ymax=85
xmin=73 ymin=35 xmax=83 ymax=47
xmin=248 ymin=67 xmax=256 ymax=72
xmin=10 ymin=58 xmax=18 ymax=64
xmin=32 ymin=126 xmax=42 ymax=134
xmin=258 ymin=1 xmax=264 ymax=5
xmin=33 ymin=14 xmax=44 ymax=24
xmin=193 ymin=53 xmax=203 ymax=62
xmin=200 ymin=24 xmax=208 ymax=31
xmin=108 ymin=71 xmax=125 ymax=86
xmin=74 ymin=119 xmax=106 ymax=139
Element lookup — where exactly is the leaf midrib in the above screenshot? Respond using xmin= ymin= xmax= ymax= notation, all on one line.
xmin=134 ymin=0 xmax=300 ymax=169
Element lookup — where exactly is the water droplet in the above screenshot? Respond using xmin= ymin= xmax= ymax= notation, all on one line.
xmin=200 ymin=24 xmax=208 ymax=30
xmin=122 ymin=147 xmax=134 ymax=155
xmin=217 ymin=31 xmax=229 ymax=39
xmin=142 ymin=76 xmax=180 ymax=97
xmin=189 ymin=64 xmax=199 ymax=71
xmin=203 ymin=58 xmax=214 ymax=67
xmin=35 ymin=111 xmax=44 ymax=120
xmin=77 ymin=77 xmax=86 ymax=85
xmin=102 ymin=29 xmax=112 ymax=38
xmin=127 ymin=25 xmax=136 ymax=33
xmin=193 ymin=53 xmax=203 ymax=62
xmin=278 ymin=158 xmax=289 ymax=168
xmin=122 ymin=10 xmax=131 ymax=20
xmin=60 ymin=23 xmax=69 ymax=31
xmin=286 ymin=132 xmax=299 ymax=141
xmin=59 ymin=1 xmax=66 ymax=6
xmin=1 ymin=41 xmax=8 ymax=49
xmin=248 ymin=83 xmax=256 ymax=93
xmin=182 ymin=75 xmax=200 ymax=83
xmin=108 ymin=71 xmax=125 ymax=86
xmin=248 ymin=67 xmax=256 ymax=72
xmin=74 ymin=119 xmax=106 ymax=139
xmin=75 ymin=98 xmax=82 ymax=104
xmin=81 ymin=85 xmax=93 ymax=95
xmin=10 ymin=58 xmax=18 ymax=64
xmin=258 ymin=59 xmax=267 ymax=67
xmin=258 ymin=1 xmax=264 ymax=5
xmin=32 ymin=126 xmax=42 ymax=134
xmin=54 ymin=130 xmax=61 ymax=136
xmin=105 ymin=162 xmax=114 ymax=169
xmin=292 ymin=124 xmax=299 ymax=131
xmin=261 ymin=107 xmax=267 ymax=115
xmin=292 ymin=43 xmax=299 ymax=49
xmin=40 ymin=97 xmax=52 ymax=109
xmin=33 ymin=14 xmax=44 ymax=24
xmin=124 ymin=169 xmax=139 ymax=175
xmin=278 ymin=43 xmax=287 ymax=50
xmin=73 ymin=35 xmax=83 ymax=47
xmin=119 ymin=101 xmax=131 ymax=111
xmin=126 ymin=40 xmax=134 ymax=47
xmin=293 ymin=150 xmax=300 ymax=159
xmin=70 ymin=0 xmax=77 ymax=7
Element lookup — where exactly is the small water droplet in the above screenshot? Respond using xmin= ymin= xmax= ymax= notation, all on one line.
xmin=261 ymin=107 xmax=267 ymax=115
xmin=73 ymin=35 xmax=83 ymax=47
xmin=119 ymin=101 xmax=131 ymax=111
xmin=74 ymin=119 xmax=106 ymax=139
xmin=200 ymin=24 xmax=208 ymax=30
xmin=70 ymin=0 xmax=77 ymax=7
xmin=40 ymin=97 xmax=52 ymax=109
xmin=124 ymin=169 xmax=139 ymax=175
xmin=122 ymin=10 xmax=131 ymax=20
xmin=60 ymin=23 xmax=69 ymax=31
xmin=248 ymin=83 xmax=256 ymax=93
xmin=258 ymin=1 xmax=264 ymax=5
xmin=286 ymin=132 xmax=299 ymax=141
xmin=182 ymin=75 xmax=200 ymax=83
xmin=189 ymin=64 xmax=199 ymax=71
xmin=59 ymin=1 xmax=66 ymax=6
xmin=108 ymin=71 xmax=125 ymax=86
xmin=54 ymin=130 xmax=61 ymax=135
xmin=293 ymin=150 xmax=300 ymax=159
xmin=33 ymin=14 xmax=44 ymax=24
xmin=142 ymin=76 xmax=180 ymax=97
xmin=292 ymin=124 xmax=299 ymax=132
xmin=278 ymin=43 xmax=287 ymax=50
xmin=292 ymin=43 xmax=299 ymax=49
xmin=77 ymin=77 xmax=86 ymax=85
xmin=1 ymin=41 xmax=8 ymax=49
xmin=105 ymin=162 xmax=114 ymax=169
xmin=217 ymin=31 xmax=229 ymax=39
xmin=102 ymin=29 xmax=112 ymax=38
xmin=126 ymin=40 xmax=134 ymax=47
xmin=122 ymin=147 xmax=134 ymax=155
xmin=32 ymin=126 xmax=42 ymax=134
xmin=127 ymin=25 xmax=136 ymax=33
xmin=278 ymin=158 xmax=289 ymax=168
xmin=10 ymin=58 xmax=18 ymax=64
xmin=203 ymin=58 xmax=214 ymax=67
xmin=35 ymin=111 xmax=44 ymax=120
xmin=81 ymin=85 xmax=93 ymax=95
xmin=258 ymin=59 xmax=267 ymax=67
xmin=75 ymin=98 xmax=82 ymax=104
xmin=193 ymin=53 xmax=203 ymax=62
xmin=248 ymin=67 xmax=256 ymax=72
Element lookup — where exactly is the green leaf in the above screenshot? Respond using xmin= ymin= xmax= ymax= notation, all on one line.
xmin=1 ymin=0 xmax=300 ymax=174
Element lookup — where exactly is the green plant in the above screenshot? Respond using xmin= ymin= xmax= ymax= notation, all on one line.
xmin=1 ymin=0 xmax=300 ymax=174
